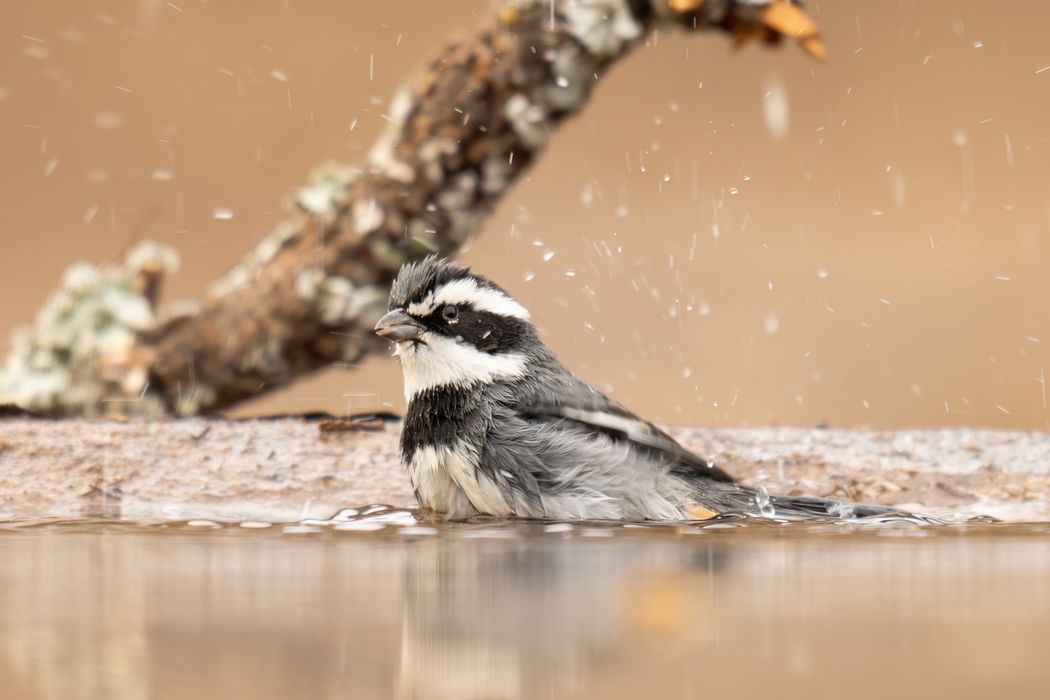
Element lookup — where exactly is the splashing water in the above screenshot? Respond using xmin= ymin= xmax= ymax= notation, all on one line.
xmin=754 ymin=486 xmax=777 ymax=518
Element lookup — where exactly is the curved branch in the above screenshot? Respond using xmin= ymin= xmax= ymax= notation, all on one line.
xmin=2 ymin=0 xmax=822 ymax=416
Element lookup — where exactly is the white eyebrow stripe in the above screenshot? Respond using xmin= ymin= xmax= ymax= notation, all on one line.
xmin=406 ymin=292 xmax=434 ymax=317
xmin=432 ymin=278 xmax=531 ymax=320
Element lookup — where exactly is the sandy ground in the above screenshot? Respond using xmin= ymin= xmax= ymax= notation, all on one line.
xmin=0 ymin=417 xmax=1047 ymax=522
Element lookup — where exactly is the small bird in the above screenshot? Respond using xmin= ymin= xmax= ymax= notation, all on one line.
xmin=375 ymin=256 xmax=892 ymax=521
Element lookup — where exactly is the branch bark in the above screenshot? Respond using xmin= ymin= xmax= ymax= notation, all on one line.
xmin=1 ymin=0 xmax=823 ymax=417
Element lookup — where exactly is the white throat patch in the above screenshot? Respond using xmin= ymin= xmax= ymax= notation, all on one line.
xmin=396 ymin=333 xmax=528 ymax=399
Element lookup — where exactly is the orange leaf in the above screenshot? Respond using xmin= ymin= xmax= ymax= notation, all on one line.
xmin=668 ymin=0 xmax=705 ymax=12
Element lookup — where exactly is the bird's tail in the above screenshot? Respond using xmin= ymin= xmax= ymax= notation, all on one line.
xmin=699 ymin=480 xmax=918 ymax=521
xmin=766 ymin=493 xmax=904 ymax=520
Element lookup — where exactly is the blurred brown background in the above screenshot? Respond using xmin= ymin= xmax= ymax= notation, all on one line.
xmin=1 ymin=0 xmax=1048 ymax=429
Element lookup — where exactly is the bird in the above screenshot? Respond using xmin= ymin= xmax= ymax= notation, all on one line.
xmin=375 ymin=255 xmax=896 ymax=522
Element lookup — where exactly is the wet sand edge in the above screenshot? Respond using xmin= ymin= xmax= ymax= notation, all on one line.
xmin=0 ymin=418 xmax=1046 ymax=522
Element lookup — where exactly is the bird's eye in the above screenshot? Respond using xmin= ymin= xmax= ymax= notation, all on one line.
xmin=441 ymin=304 xmax=459 ymax=322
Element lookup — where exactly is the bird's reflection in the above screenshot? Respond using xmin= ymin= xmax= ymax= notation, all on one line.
xmin=396 ymin=530 xmax=729 ymax=700
xmin=3 ymin=523 xmax=1050 ymax=699
xmin=0 ymin=524 xmax=730 ymax=700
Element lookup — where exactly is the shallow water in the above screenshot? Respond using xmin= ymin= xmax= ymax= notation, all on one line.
xmin=1 ymin=512 xmax=1048 ymax=700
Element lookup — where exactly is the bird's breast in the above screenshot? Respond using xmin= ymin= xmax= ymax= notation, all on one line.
xmin=407 ymin=442 xmax=514 ymax=518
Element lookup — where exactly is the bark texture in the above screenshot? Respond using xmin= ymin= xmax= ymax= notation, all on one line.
xmin=148 ymin=0 xmax=823 ymax=415
xmin=1 ymin=0 xmax=823 ymax=417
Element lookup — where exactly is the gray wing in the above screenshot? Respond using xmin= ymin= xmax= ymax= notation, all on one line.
xmin=514 ymin=374 xmax=735 ymax=484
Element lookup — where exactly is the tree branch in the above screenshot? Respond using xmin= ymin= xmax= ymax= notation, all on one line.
xmin=1 ymin=0 xmax=823 ymax=416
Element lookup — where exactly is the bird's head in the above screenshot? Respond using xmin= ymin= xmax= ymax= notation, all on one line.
xmin=375 ymin=256 xmax=538 ymax=398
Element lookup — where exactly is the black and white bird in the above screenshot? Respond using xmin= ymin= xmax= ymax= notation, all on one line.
xmin=375 ymin=256 xmax=893 ymax=521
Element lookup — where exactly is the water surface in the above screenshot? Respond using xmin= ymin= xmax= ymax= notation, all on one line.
xmin=0 ymin=513 xmax=1048 ymax=699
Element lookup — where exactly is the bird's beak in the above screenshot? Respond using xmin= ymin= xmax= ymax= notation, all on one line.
xmin=374 ymin=309 xmax=424 ymax=342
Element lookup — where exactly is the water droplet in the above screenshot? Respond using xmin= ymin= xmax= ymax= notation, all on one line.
xmin=358 ymin=511 xmax=417 ymax=526
xmin=334 ymin=521 xmax=384 ymax=532
xmin=890 ymin=169 xmax=908 ymax=210
xmin=755 ymin=487 xmax=776 ymax=517
xmin=92 ymin=111 xmax=124 ymax=129
xmin=579 ymin=528 xmax=613 ymax=538
xmin=762 ymin=78 xmax=790 ymax=141
xmin=763 ymin=313 xmax=780 ymax=335
xmin=398 ymin=526 xmax=437 ymax=536
xmin=282 ymin=525 xmax=323 ymax=535
xmin=580 ymin=184 xmax=594 ymax=207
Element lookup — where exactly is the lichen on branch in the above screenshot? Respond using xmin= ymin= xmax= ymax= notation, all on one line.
xmin=0 ymin=242 xmax=179 ymax=416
